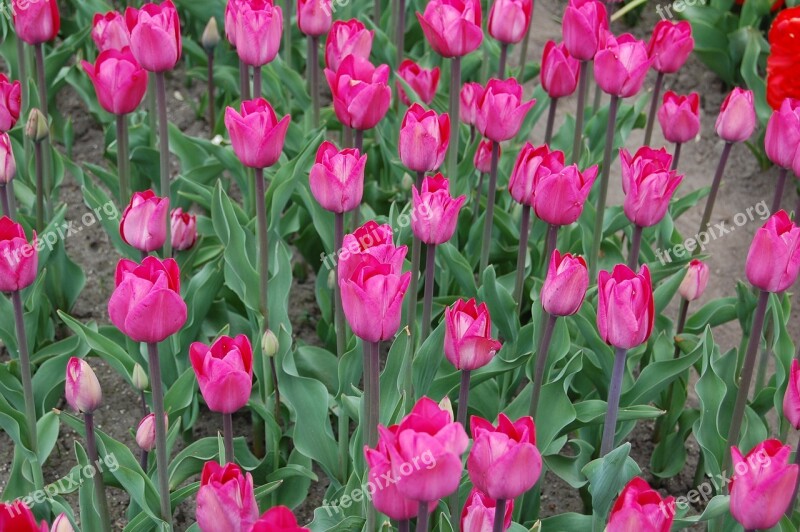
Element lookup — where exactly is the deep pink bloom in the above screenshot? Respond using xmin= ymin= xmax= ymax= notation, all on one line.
xmin=715 ymin=88 xmax=757 ymax=143
xmin=297 ymin=0 xmax=332 ymax=37
xmin=92 ymin=11 xmax=131 ymax=52
xmin=460 ymin=82 xmax=484 ymax=126
xmin=620 ymin=146 xmax=683 ymax=227
xmin=473 ymin=139 xmax=495 ymax=173
xmin=488 ymin=0 xmax=532 ymax=44
xmin=597 ymin=264 xmax=654 ymax=349
xmin=399 ymin=104 xmax=450 ymax=173
xmin=765 ymin=97 xmax=800 ymax=169
xmin=678 ymin=259 xmax=709 ymax=301
xmin=252 ymin=507 xmax=309 ymax=531
xmin=125 ymin=0 xmax=182 ymax=73
xmin=309 ymin=141 xmax=366 ymax=213
xmin=0 ymin=502 xmax=48 ymax=532
xmin=534 ymin=163 xmax=598 ymax=226
xmin=0 ymin=132 xmax=16 ymax=184
xmin=196 ymin=461 xmax=259 ymax=532
xmin=81 ymin=48 xmax=148 ymax=116
xmin=784 ymin=359 xmax=800 ymax=429
xmin=119 ymin=190 xmax=169 ymax=252
xmin=225 ymin=98 xmax=291 ymax=168
xmin=225 ymin=0 xmax=242 ymax=47
xmin=364 ymin=431 xmax=420 ymax=520
xmin=171 ymin=208 xmax=197 ymax=251
xmin=508 ymin=143 xmax=564 ymax=207
xmin=562 ymin=0 xmax=608 ymax=61
xmin=416 ymin=0 xmax=483 ymax=58
xmin=65 ymin=357 xmax=102 ymax=413
xmin=607 ymin=477 xmax=674 ymax=532
xmin=234 ymin=0 xmax=283 ymax=67
xmin=12 ymin=0 xmax=60 ymax=45
xmin=648 ymin=20 xmax=694 ymax=74
xmin=325 ymin=55 xmax=391 ymax=131
xmin=324 ymin=19 xmax=373 ymax=71
xmin=540 ymin=41 xmax=580 ymax=99
xmin=411 ymin=174 xmax=465 ymax=244
xmin=468 ymin=414 xmax=542 ymax=500
xmin=397 ymin=60 xmax=440 ymax=106
xmin=0 ymin=74 xmax=21 ymax=132
xmin=444 ymin=298 xmax=502 ymax=370
xmin=594 ymin=33 xmax=652 ymax=98
xmin=541 ymin=250 xmax=588 ymax=316
xmin=108 ymin=256 xmax=187 ymax=343
xmin=0 ymin=216 xmax=37 ymax=293
xmin=657 ymin=91 xmax=700 ymax=144
xmin=461 ymin=489 xmax=513 ymax=532
xmin=476 ymin=78 xmax=535 ymax=142
xmin=190 ymin=335 xmax=253 ymax=414
xmin=745 ymin=210 xmax=800 ymax=292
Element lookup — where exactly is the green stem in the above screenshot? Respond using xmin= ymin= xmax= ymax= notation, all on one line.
xmin=84 ymin=413 xmax=112 ymax=530
xmin=643 ymin=71 xmax=663 ymax=147
xmin=155 ymin=72 xmax=172 ymax=256
xmin=479 ymin=141 xmax=500 ymax=273
xmin=529 ymin=312 xmax=558 ymax=418
xmin=353 ymin=130 xmax=364 ymax=229
xmin=147 ymin=75 xmax=157 ymax=149
xmin=0 ymin=184 xmax=11 ymax=218
xmin=253 ymin=65 xmax=262 ymax=99
xmin=695 ymin=142 xmax=732 ymax=253
xmin=448 ymin=369 xmax=470 ymax=530
xmin=207 ymin=51 xmax=216 ymax=134
xmin=116 ymin=114 xmax=130 ymax=203
xmin=447 ymin=57 xmax=461 ymax=185
xmin=472 ymin=172 xmax=485 ymax=226
xmin=513 ymin=205 xmax=531 ymax=311
xmin=600 ymin=346 xmax=628 ymax=456
xmin=239 ymin=59 xmax=251 ymax=101
xmin=420 ymin=244 xmax=436 ymax=342
xmin=335 ymin=212 xmax=347 ymax=358
xmin=146 ymin=342 xmax=173 ymax=529
xmin=772 ymin=167 xmax=788 ymax=215
xmin=544 ymin=98 xmax=558 ymax=145
xmin=498 ymin=43 xmax=508 ymax=78
xmin=654 ymin=297 xmax=690 ymax=443
xmin=493 ymin=499 xmax=507 ymax=532
xmin=417 ymin=501 xmax=430 ymax=532
xmin=671 ymin=142 xmax=682 ymax=171
xmin=255 ymin=167 xmax=270 ymax=329
xmin=398 ymin=520 xmax=410 ymax=532
xmin=517 ymin=23 xmax=533 ymax=80
xmin=34 ymin=44 xmax=52 ymax=220
xmin=373 ymin=0 xmax=381 ymax=24
xmin=337 ymin=399 xmax=349 ymax=484
xmin=395 ymin=0 xmax=406 ymax=65
xmin=626 ymin=225 xmax=643 ymax=270
xmin=589 ymin=95 xmax=620 ymax=280
xmin=283 ymin=0 xmax=292 ymax=69
xmin=571 ymin=61 xmax=589 ymax=165
xmin=34 ymin=140 xmax=43 ymax=231
xmin=310 ymin=36 xmax=320 ymax=128
xmin=541 ymin=223 xmax=559 ymax=277
xmin=223 ymin=412 xmax=234 ymax=463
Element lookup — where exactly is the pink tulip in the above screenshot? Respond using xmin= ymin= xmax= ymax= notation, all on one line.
xmin=561 ymin=0 xmax=608 ymax=61
xmin=81 ymin=48 xmax=148 ymax=116
xmin=12 ymin=0 xmax=60 ymax=45
xmin=541 ymin=41 xmax=580 ymax=99
xmin=444 ymin=298 xmax=502 ymax=370
xmin=171 ymin=208 xmax=197 ymax=251
xmin=224 ymin=0 xmax=242 ymax=47
xmin=309 ymin=141 xmax=366 ymax=213
xmin=297 ymin=0 xmax=332 ymax=37
xmin=234 ymin=0 xmax=283 ymax=67
xmin=534 ymin=163 xmax=598 ymax=226
xmin=0 ymin=133 xmax=16 ymax=184
xmin=399 ymin=104 xmax=450 ymax=173
xmin=476 ymin=78 xmax=535 ymax=142
xmin=225 ymin=98 xmax=291 ymax=168
xmin=135 ymin=413 xmax=165 ymax=451
xmin=473 ymin=139 xmax=495 ymax=173
xmin=324 ymin=19 xmax=374 ymax=71
xmin=92 ymin=11 xmax=131 ymax=52
xmin=541 ymin=250 xmax=589 ymax=316
xmin=125 ymin=0 xmax=181 ymax=73
xmin=657 ymin=91 xmax=700 ymax=144
xmin=745 ymin=210 xmax=800 ymax=293
xmin=251 ymin=507 xmax=309 ymax=531
xmin=488 ymin=0 xmax=532 ymax=44
xmin=51 ymin=513 xmax=74 ymax=532
xmin=0 ymin=74 xmax=21 ymax=132
xmin=417 ymin=0 xmax=483 ymax=58
xmin=508 ymin=143 xmax=565 ymax=207
xmin=364 ymin=431 xmax=420 ymax=520
xmin=0 ymin=216 xmax=37 ymax=293
xmin=0 ymin=502 xmax=47 ymax=532
xmin=678 ymin=259 xmax=709 ymax=301
xmin=338 ymin=221 xmax=410 ymax=342
xmin=715 ymin=88 xmax=757 ymax=143
xmin=190 ymin=335 xmax=253 ymax=414
xmin=783 ymin=359 xmax=800 ymax=429
xmin=594 ymin=33 xmax=652 ymax=98
xmin=379 ymin=396 xmax=469 ymax=502
xmin=607 ymin=477 xmax=674 ymax=532
xmin=468 ymin=414 xmax=542 ymax=500
xmin=597 ymin=264 xmax=654 ymax=349
xmin=325 ymin=55 xmax=391 ymax=131
xmin=108 ymin=256 xmax=187 ymax=343
xmin=620 ymin=146 xmax=683 ymax=227
xmin=648 ymin=20 xmax=694 ymax=74
xmin=461 ymin=489 xmax=513 ymax=532
xmin=411 ymin=174 xmax=465 ymax=244
xmin=65 ymin=357 xmax=102 ymax=413
xmin=730 ymin=439 xmax=799 ymax=530
xmin=397 ymin=60 xmax=440 ymax=106
xmin=119 ymin=190 xmax=169 ymax=252
xmin=460 ymin=82 xmax=484 ymax=127
xmin=196 ymin=461 xmax=259 ymax=532
xmin=764 ymin=98 xmax=800 ymax=169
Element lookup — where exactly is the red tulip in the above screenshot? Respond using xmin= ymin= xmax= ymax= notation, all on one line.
xmin=411 ymin=174 xmax=465 ymax=245
xmin=764 ymin=98 xmax=800 ymax=169
xmin=0 ymin=133 xmax=16 ymax=184
xmin=473 ymin=139 xmax=495 ymax=173
xmin=461 ymin=489 xmax=513 ymax=532
xmin=81 ymin=48 xmax=148 ymax=116
xmin=417 ymin=0 xmax=483 ymax=58
xmin=399 ymin=104 xmax=450 ymax=173
xmin=397 ymin=59 xmax=440 ymax=106
xmin=715 ymin=88 xmax=756 ymax=143
xmin=92 ymin=11 xmax=131 ymax=52
xmin=678 ymin=259 xmax=709 ymax=301
xmin=119 ymin=190 xmax=169 ymax=252
xmin=508 ymin=143 xmax=564 ymax=207
xmin=657 ymin=91 xmax=700 ymax=144
xmin=196 ymin=461 xmax=259 ymax=532
xmin=297 ymin=0 xmax=332 ymax=37
xmin=648 ymin=20 xmax=694 ymax=74
xmin=594 ymin=33 xmax=652 ymax=98
xmin=309 ymin=141 xmax=365 ymax=213
xmin=190 ymin=335 xmax=253 ymax=414
xmin=783 ymin=358 xmax=800 ymax=429
xmin=561 ymin=0 xmax=607 ymax=61
xmin=620 ymin=146 xmax=682 ymax=227
xmin=65 ymin=357 xmax=102 ymax=413
xmin=324 ymin=19 xmax=374 ymax=71
xmin=460 ymin=82 xmax=484 ymax=127
xmin=364 ymin=431 xmax=420 ymax=520
xmin=745 ymin=210 xmax=800 ymax=293
xmin=108 ymin=256 xmax=187 ymax=343
xmin=0 ymin=74 xmax=21 ymax=132
xmin=541 ymin=250 xmax=588 ymax=316
xmin=325 ymin=55 xmax=391 ymax=131
xmin=12 ymin=0 xmax=60 ymax=45
xmin=476 ymin=78 xmax=535 ymax=142
xmin=233 ymin=0 xmax=283 ymax=67
xmin=0 ymin=216 xmax=37 ymax=293
xmin=607 ymin=477 xmax=674 ymax=532
xmin=766 ymin=7 xmax=800 ymax=109
xmin=444 ymin=298 xmax=502 ymax=370
xmin=597 ymin=264 xmax=654 ymax=349
xmin=225 ymin=98 xmax=291 ymax=169
xmin=0 ymin=502 xmax=47 ymax=532
xmin=252 ymin=507 xmax=309 ymax=531
xmin=125 ymin=0 xmax=182 ymax=73
xmin=540 ymin=41 xmax=580 ymax=99
xmin=171 ymin=208 xmax=197 ymax=251
xmin=488 ymin=0 xmax=532 ymax=45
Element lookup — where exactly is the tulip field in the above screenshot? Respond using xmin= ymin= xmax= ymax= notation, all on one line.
xmin=3 ymin=0 xmax=800 ymax=529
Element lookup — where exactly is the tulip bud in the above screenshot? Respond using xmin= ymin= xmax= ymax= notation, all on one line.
xmin=132 ymin=363 xmax=149 ymax=391
xmin=65 ymin=357 xmax=103 ymax=413
xmin=411 ymin=174 xmax=466 ymax=245
xmin=678 ymin=259 xmax=709 ymax=301
xmin=783 ymin=359 xmax=800 ymax=430
xmin=136 ymin=413 xmax=167 ymax=452
xmin=438 ymin=396 xmax=453 ymax=419
xmin=26 ymin=108 xmax=48 ymax=142
xmin=327 ymin=268 xmax=336 ymax=290
xmin=398 ymin=104 xmax=450 ymax=173
xmin=400 ymin=173 xmax=414 ymax=191
xmin=597 ymin=264 xmax=654 ymax=349
xmin=0 ymin=74 xmax=22 ymax=132
xmin=170 ymin=208 xmax=197 ymax=251
xmin=202 ymin=17 xmax=220 ymax=52
xmin=541 ymin=250 xmax=589 ymax=317
xmin=715 ymin=88 xmax=756 ymax=143
xmin=657 ymin=91 xmax=700 ymax=144
xmin=444 ymin=299 xmax=502 ymax=371
xmin=51 ymin=513 xmax=75 ymax=532
xmin=262 ymin=329 xmax=279 ymax=358
xmin=120 ymin=190 xmax=170 ymax=252
xmin=0 ymin=132 xmax=16 ymax=185
xmin=473 ymin=139 xmax=495 ymax=174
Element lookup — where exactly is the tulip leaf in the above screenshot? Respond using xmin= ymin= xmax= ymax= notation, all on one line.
xmin=57 ymin=312 xmax=137 ymax=379
xmin=539 ymin=512 xmax=593 ymax=531
xmin=583 ymin=442 xmax=641 ymax=523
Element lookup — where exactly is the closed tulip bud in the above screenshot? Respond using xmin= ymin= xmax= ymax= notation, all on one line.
xmin=508 ymin=143 xmax=565 ymax=207
xmin=594 ymin=33 xmax=652 ymax=98
xmin=81 ymin=48 xmax=149 ymax=116
xmin=170 ymin=208 xmax=197 ymax=251
xmin=135 ymin=413 xmax=167 ymax=452
xmin=783 ymin=359 xmax=800 ymax=429
xmin=397 ymin=60 xmax=440 ymax=106
xmin=715 ymin=88 xmax=756 ymax=143
xmin=488 ymin=0 xmax=532 ymax=44
xmin=125 ymin=0 xmax=182 ymax=73
xmin=607 ymin=477 xmax=674 ymax=532
xmin=309 ymin=141 xmax=366 ymax=213
xmin=0 ymin=74 xmax=22 ymax=132
xmin=0 ymin=501 xmax=47 ymax=531
xmin=12 ymin=0 xmax=60 ymax=45
xmin=765 ymin=98 xmax=800 ymax=169
xmin=325 ymin=19 xmax=374 ymax=71
xmin=108 ymin=256 xmax=187 ymax=343
xmin=251 ymin=507 xmax=310 ymax=532
xmin=119 ymin=190 xmax=169 ymax=252
xmin=234 ymin=0 xmax=283 ymax=67
xmin=541 ymin=41 xmax=580 ymax=99
xmin=468 ymin=414 xmax=542 ymax=500
xmin=411 ymin=174 xmax=466 ymax=245
xmin=262 ymin=329 xmax=279 ymax=358
xmin=541 ymin=250 xmax=588 ymax=316
xmin=364 ymin=432 xmax=420 ymax=520
xmin=92 ymin=11 xmax=131 ymax=52
xmin=476 ymin=78 xmax=535 ymax=142
xmin=0 ymin=133 xmax=16 ymax=184
xmin=657 ymin=91 xmax=700 ymax=144
xmin=325 ymin=55 xmax=392 ymax=131
xmin=25 ymin=108 xmax=48 ymax=143
xmin=730 ymin=439 xmax=799 ymax=530
xmin=562 ymin=0 xmax=608 ymax=61
xmin=65 ymin=357 xmax=102 ymax=413
xmin=190 ymin=335 xmax=254 ymax=414
xmin=202 ymin=17 xmax=220 ymax=52
xmin=297 ymin=0 xmax=332 ymax=37
xmin=132 ymin=363 xmax=149 ymax=391
xmin=745 ymin=210 xmax=800 ymax=292
xmin=51 ymin=513 xmax=74 ymax=532
xmin=473 ymin=139 xmax=495 ymax=174
xmin=196 ymin=461 xmax=259 ymax=532
xmin=417 ymin=0 xmax=484 ymax=58
xmin=225 ymin=98 xmax=291 ymax=169
xmin=0 ymin=216 xmax=38 ymax=293
xmin=439 ymin=396 xmax=453 ymax=418
xmin=648 ymin=20 xmax=694 ymax=74
xmin=534 ymin=163 xmax=598 ymax=226
xmin=597 ymin=264 xmax=654 ymax=349
xmin=460 ymin=82 xmax=484 ymax=127
xmin=399 ymin=104 xmax=450 ymax=173
xmin=444 ymin=298 xmax=502 ymax=370
xmin=327 ymin=268 xmax=336 ymax=290
xmin=678 ymin=259 xmax=709 ymax=301
xmin=461 ymin=489 xmax=513 ymax=532
xmin=620 ymin=147 xmax=683 ymax=227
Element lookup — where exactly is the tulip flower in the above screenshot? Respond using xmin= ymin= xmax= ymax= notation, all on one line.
xmin=460 ymin=82 xmax=484 ymax=127
xmin=397 ymin=60 xmax=440 ymax=106
xmin=233 ymin=0 xmax=283 ymax=67
xmin=473 ymin=139 xmax=494 ymax=174
xmin=125 ymin=0 xmax=181 ymax=73
xmin=51 ymin=513 xmax=75 ymax=532
xmin=461 ymin=489 xmax=513 ymax=532
xmin=416 ymin=0 xmax=483 ymax=58
xmin=444 ymin=298 xmax=502 ymax=371
xmin=364 ymin=431 xmax=420 ymax=520
xmin=620 ymin=146 xmax=683 ymax=228
xmin=541 ymin=250 xmax=588 ymax=317
xmin=81 ymin=48 xmax=148 ymax=116
xmin=399 ymin=104 xmax=450 ymax=173
xmin=11 ymin=0 xmax=60 ymax=45
xmin=252 ymin=507 xmax=310 ymax=531
xmin=119 ymin=190 xmax=169 ymax=253
xmin=309 ymin=141 xmax=366 ymax=214
xmin=648 ymin=20 xmax=694 ymax=74
xmin=0 ymin=502 xmax=47 ymax=531
xmin=65 ymin=357 xmax=103 ymax=413
xmin=487 ymin=0 xmax=532 ymax=45
xmin=730 ymin=439 xmax=799 ymax=530
xmin=765 ymin=98 xmax=800 ymax=169
xmin=597 ymin=264 xmax=654 ymax=350
xmin=225 ymin=98 xmax=291 ymax=169
xmin=561 ymin=0 xmax=607 ymax=61
xmin=325 ymin=55 xmax=391 ymax=131
xmin=136 ymin=413 xmax=160 ymax=451
xmin=0 ymin=216 xmax=37 ymax=293
xmin=476 ymin=78 xmax=535 ymax=143
xmin=196 ymin=461 xmax=259 ymax=532
xmin=540 ymin=41 xmax=580 ymax=99
xmin=745 ymin=210 xmax=800 ymax=293
xmin=224 ymin=0 xmax=241 ymax=46
xmin=411 ymin=174 xmax=465 ymax=245
xmin=657 ymin=91 xmax=700 ymax=144
xmin=508 ymin=143 xmax=565 ymax=208
xmin=190 ymin=335 xmax=254 ymax=414
xmin=783 ymin=359 xmax=800 ymax=430
xmin=594 ymin=33 xmax=652 ymax=99
xmin=0 ymin=133 xmax=16 ymax=186
xmin=0 ymin=74 xmax=21 ymax=132
xmin=533 ymin=163 xmax=598 ymax=227
xmin=92 ymin=11 xmax=131 ymax=52
xmin=297 ymin=0 xmax=332 ymax=36
xmin=324 ymin=19 xmax=374 ymax=71
xmin=171 ymin=208 xmax=197 ymax=251
xmin=606 ymin=477 xmax=674 ymax=532
xmin=715 ymin=88 xmax=756 ymax=143
xmin=678 ymin=259 xmax=709 ymax=302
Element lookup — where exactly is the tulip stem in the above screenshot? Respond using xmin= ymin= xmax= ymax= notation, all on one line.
xmin=34 ymin=43 xmax=52 ymax=220
xmin=223 ymin=413 xmax=234 ymax=463
xmin=517 ymin=24 xmax=533 ymax=82
xmin=772 ymin=167 xmax=788 ymax=215
xmin=785 ymin=437 xmax=800 ymax=517
xmin=373 ymin=0 xmax=381 ymax=24
xmin=207 ymin=50 xmax=216 ymax=134
xmin=239 ymin=59 xmax=251 ymax=101
xmin=284 ymin=0 xmax=293 ymax=69
xmin=146 ymin=342 xmax=173 ymax=529
xmin=472 ymin=172 xmax=485 ymax=225
xmin=493 ymin=499 xmax=507 ymax=532
xmin=417 ymin=501 xmax=430 ymax=532
xmin=542 ymin=223 xmax=559 ymax=277
xmin=337 ymin=398 xmax=349 ymax=483
xmin=395 ymin=0 xmax=406 ymax=65
xmin=33 ymin=139 xmax=43 ymax=231
xmin=695 ymin=142 xmax=732 ymax=253
xmin=544 ymin=98 xmax=558 ymax=145
xmin=627 ymin=225 xmax=643 ymax=270
xmin=529 ymin=312 xmax=557 ymax=418
xmin=498 ymin=43 xmax=508 ymax=78
xmin=335 ymin=212 xmax=347 ymax=358
xmin=116 ymin=114 xmax=130 ymax=204
xmin=654 ymin=297 xmax=690 ymax=444
xmin=600 ymin=346 xmax=628 ymax=456
xmin=671 ymin=143 xmax=682 ymax=171
xmin=513 ymin=205 xmax=532 ymax=311
xmin=398 ymin=519 xmax=410 ymax=532
xmin=420 ymin=244 xmax=436 ymax=342
xmin=794 ymin=190 xmax=800 ymax=221
xmin=724 ymin=290 xmax=770 ymax=471
xmin=0 ymin=184 xmax=11 ymax=218
xmin=365 ymin=341 xmax=380 ymax=448
xmin=84 ymin=412 xmax=112 ymax=530
xmin=447 ymin=57 xmax=461 ymax=188
xmin=479 ymin=141 xmax=500 ymax=273
xmin=589 ymin=94 xmax=620 ymax=281
xmin=571 ymin=61 xmax=589 ymax=165
xmin=309 ymin=36 xmax=320 ymax=128
xmin=253 ymin=65 xmax=262 ymax=99
xmin=255 ymin=167 xmax=271 ymax=328
xmin=154 ymin=72 xmax=172 ymax=257
xmin=643 ymin=71 xmax=664 ymax=147
xmin=353 ymin=130 xmax=364 ymax=228
xmin=456 ymin=369 xmax=471 ymax=432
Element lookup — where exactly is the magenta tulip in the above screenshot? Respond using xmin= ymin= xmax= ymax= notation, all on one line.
xmin=397 ymin=60 xmax=440 ymax=106
xmin=309 ymin=141 xmax=366 ymax=213
xmin=171 ymin=208 xmax=197 ymax=251
xmin=461 ymin=489 xmax=513 ymax=532
xmin=12 ymin=0 xmax=60 ymax=45
xmin=488 ymin=0 xmax=532 ymax=45
xmin=325 ymin=55 xmax=391 ymax=131
xmin=620 ymin=146 xmax=683 ymax=227
xmin=416 ymin=0 xmax=483 ymax=58
xmin=364 ymin=432 xmax=420 ymax=520
xmin=0 ymin=133 xmax=16 ymax=184
xmin=597 ymin=264 xmax=654 ymax=349
xmin=0 ymin=216 xmax=37 ymax=293
xmin=541 ymin=250 xmax=589 ymax=316
xmin=678 ymin=259 xmax=709 ymax=301
xmin=764 ymin=98 xmax=800 ymax=169
xmin=196 ymin=461 xmax=259 ymax=532
xmin=224 ymin=0 xmax=242 ymax=47
xmin=476 ymin=78 xmax=535 ymax=142
xmin=252 ymin=507 xmax=309 ymax=532
xmin=534 ymin=163 xmax=598 ymax=226
xmin=541 ymin=41 xmax=580 ymax=99
xmin=561 ymin=0 xmax=607 ymax=61
xmin=297 ymin=0 xmax=332 ymax=37
xmin=473 ymin=139 xmax=495 ymax=173
xmin=648 ymin=20 xmax=694 ymax=74
xmin=225 ymin=98 xmax=291 ymax=169
xmin=190 ymin=335 xmax=253 ymax=414
xmin=444 ymin=298 xmax=502 ymax=371
xmin=783 ymin=359 xmax=800 ymax=429
xmin=411 ymin=174 xmax=465 ymax=245
xmin=125 ymin=0 xmax=181 ymax=73
xmin=745 ymin=210 xmax=800 ymax=293
xmin=234 ymin=0 xmax=283 ymax=67
xmin=81 ymin=48 xmax=148 ymax=116
xmin=119 ymin=190 xmax=169 ymax=252
xmin=0 ymin=74 xmax=21 ymax=132
xmin=715 ymin=88 xmax=757 ymax=143
xmin=0 ymin=502 xmax=47 ymax=532
xmin=594 ymin=33 xmax=652 ymax=98
xmin=324 ymin=19 xmax=374 ymax=71
xmin=508 ymin=143 xmax=565 ymax=207
xmin=399 ymin=104 xmax=450 ymax=173
xmin=657 ymin=91 xmax=700 ymax=144
xmin=92 ymin=11 xmax=131 ymax=52
xmin=460 ymin=82 xmax=484 ymax=127
xmin=65 ymin=357 xmax=102 ymax=413
xmin=607 ymin=477 xmax=674 ymax=532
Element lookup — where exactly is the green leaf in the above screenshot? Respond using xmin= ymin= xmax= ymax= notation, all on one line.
xmin=583 ymin=443 xmax=641 ymax=523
